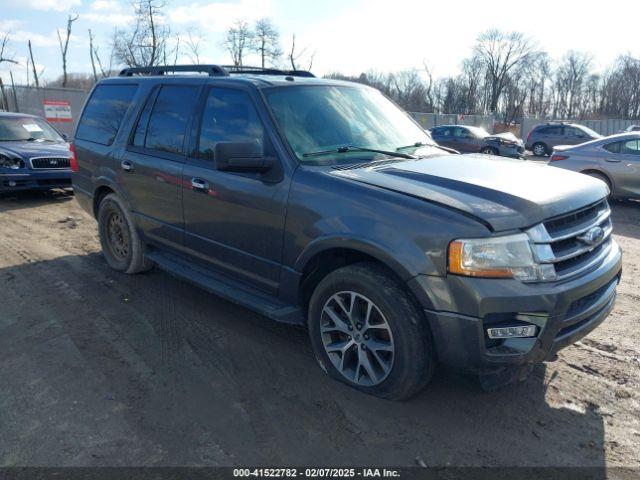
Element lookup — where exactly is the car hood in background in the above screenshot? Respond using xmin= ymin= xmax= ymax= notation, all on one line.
xmin=0 ymin=141 xmax=70 ymax=159
xmin=485 ymin=132 xmax=523 ymax=144
xmin=331 ymin=154 xmax=607 ymax=231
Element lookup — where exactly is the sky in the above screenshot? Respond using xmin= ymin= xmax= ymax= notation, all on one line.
xmin=1 ymin=0 xmax=639 ymax=85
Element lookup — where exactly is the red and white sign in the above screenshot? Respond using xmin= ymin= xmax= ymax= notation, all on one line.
xmin=44 ymin=100 xmax=73 ymax=122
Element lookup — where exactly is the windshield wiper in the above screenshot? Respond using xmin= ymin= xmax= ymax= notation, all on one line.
xmin=396 ymin=141 xmax=431 ymax=151
xmin=302 ymin=145 xmax=416 ymax=160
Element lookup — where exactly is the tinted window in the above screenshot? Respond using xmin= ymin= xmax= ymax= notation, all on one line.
xmin=198 ymin=88 xmax=264 ymax=160
xmin=76 ymin=84 xmax=137 ymax=145
xmin=540 ymin=126 xmax=563 ymax=136
xmin=603 ymin=141 xmax=622 ymax=154
xmin=142 ymin=85 xmax=199 ymax=155
xmin=132 ymin=89 xmax=157 ymax=147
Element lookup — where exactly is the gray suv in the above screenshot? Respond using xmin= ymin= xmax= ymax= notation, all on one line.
xmin=526 ymin=122 xmax=602 ymax=156
xmin=72 ymin=65 xmax=622 ymax=399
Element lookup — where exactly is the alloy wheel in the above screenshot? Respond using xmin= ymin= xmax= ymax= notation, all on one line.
xmin=320 ymin=291 xmax=394 ymax=386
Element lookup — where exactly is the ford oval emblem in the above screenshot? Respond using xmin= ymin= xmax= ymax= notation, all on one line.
xmin=577 ymin=226 xmax=605 ymax=246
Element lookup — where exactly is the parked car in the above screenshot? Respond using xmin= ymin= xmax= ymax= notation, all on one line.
xmin=624 ymin=125 xmax=640 ymax=132
xmin=526 ymin=122 xmax=602 ymax=156
xmin=0 ymin=112 xmax=73 ymax=194
xmin=549 ymin=132 xmax=640 ymax=199
xmin=430 ymin=125 xmax=525 ymax=158
xmin=72 ymin=65 xmax=621 ymax=399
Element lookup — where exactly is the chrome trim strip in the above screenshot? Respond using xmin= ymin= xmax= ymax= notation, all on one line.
xmin=554 ymin=241 xmax=613 ymax=281
xmin=534 ymin=225 xmax=613 ymax=264
xmin=527 ymin=206 xmax=611 ymax=243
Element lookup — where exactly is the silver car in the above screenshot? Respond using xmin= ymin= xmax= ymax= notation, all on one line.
xmin=549 ymin=132 xmax=640 ymax=199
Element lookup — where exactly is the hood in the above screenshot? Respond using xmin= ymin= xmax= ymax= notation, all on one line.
xmin=331 ymin=154 xmax=608 ymax=231
xmin=0 ymin=141 xmax=70 ymax=159
xmin=485 ymin=132 xmax=522 ymax=144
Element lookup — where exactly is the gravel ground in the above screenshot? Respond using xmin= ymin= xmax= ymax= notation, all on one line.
xmin=0 ymin=190 xmax=638 ymax=468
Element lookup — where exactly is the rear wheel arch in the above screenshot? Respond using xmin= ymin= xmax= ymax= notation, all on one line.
xmin=93 ymin=185 xmax=115 ymax=217
xmin=581 ymin=169 xmax=613 ymax=193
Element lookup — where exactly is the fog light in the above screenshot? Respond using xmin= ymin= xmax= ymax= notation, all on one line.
xmin=487 ymin=325 xmax=537 ymax=339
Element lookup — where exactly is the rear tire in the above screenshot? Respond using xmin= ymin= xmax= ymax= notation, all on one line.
xmin=532 ymin=142 xmax=548 ymax=156
xmin=97 ymin=193 xmax=152 ymax=274
xmin=307 ymin=262 xmax=435 ymax=400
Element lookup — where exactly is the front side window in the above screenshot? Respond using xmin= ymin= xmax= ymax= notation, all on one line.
xmin=264 ymin=85 xmax=434 ymax=164
xmin=76 ymin=84 xmax=137 ymax=145
xmin=0 ymin=116 xmax=64 ymax=142
xmin=198 ymin=88 xmax=264 ymax=160
xmin=138 ymin=85 xmax=200 ymax=155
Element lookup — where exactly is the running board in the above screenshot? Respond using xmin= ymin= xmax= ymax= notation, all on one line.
xmin=146 ymin=250 xmax=305 ymax=325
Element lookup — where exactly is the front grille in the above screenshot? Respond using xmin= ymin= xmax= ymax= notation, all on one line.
xmin=30 ymin=157 xmax=71 ymax=169
xmin=527 ymin=200 xmax=612 ymax=281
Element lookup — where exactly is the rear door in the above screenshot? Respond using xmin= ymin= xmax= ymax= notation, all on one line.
xmin=601 ymin=139 xmax=640 ymax=197
xmin=181 ymin=85 xmax=290 ymax=294
xmin=119 ymin=83 xmax=202 ymax=251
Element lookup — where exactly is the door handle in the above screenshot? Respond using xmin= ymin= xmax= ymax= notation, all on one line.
xmin=121 ymin=160 xmax=134 ymax=172
xmin=604 ymin=158 xmax=621 ymax=163
xmin=191 ymin=177 xmax=209 ymax=192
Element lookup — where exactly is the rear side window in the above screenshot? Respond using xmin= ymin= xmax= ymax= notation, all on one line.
xmin=537 ymin=126 xmax=563 ymax=136
xmin=198 ymin=88 xmax=265 ymax=160
xmin=134 ymin=85 xmax=200 ymax=155
xmin=76 ymin=84 xmax=137 ymax=145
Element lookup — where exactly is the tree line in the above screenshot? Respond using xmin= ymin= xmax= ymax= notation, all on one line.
xmin=1 ymin=3 xmax=639 ymax=120
xmin=328 ymin=30 xmax=640 ymax=121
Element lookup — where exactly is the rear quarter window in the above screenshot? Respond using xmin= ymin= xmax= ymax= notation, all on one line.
xmin=76 ymin=84 xmax=138 ymax=145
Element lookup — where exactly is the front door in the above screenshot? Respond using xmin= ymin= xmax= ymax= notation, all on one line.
xmin=601 ymin=139 xmax=640 ymax=197
xmin=182 ymin=86 xmax=290 ymax=294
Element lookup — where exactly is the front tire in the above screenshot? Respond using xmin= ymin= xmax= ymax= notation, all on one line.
xmin=97 ymin=193 xmax=152 ymax=274
xmin=308 ymin=262 xmax=435 ymax=400
xmin=480 ymin=146 xmax=498 ymax=155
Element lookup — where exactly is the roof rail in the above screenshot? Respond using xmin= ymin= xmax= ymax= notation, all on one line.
xmin=545 ymin=120 xmax=569 ymax=125
xmin=117 ymin=64 xmax=316 ymax=79
xmin=221 ymin=65 xmax=315 ymax=78
xmin=118 ymin=65 xmax=230 ymax=77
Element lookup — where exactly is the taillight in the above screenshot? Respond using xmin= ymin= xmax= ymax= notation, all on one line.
xmin=69 ymin=142 xmax=78 ymax=172
xmin=550 ymin=154 xmax=569 ymax=161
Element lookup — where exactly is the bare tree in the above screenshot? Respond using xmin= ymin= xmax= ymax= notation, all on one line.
xmin=184 ymin=28 xmax=203 ymax=65
xmin=552 ymin=51 xmax=593 ymax=118
xmin=223 ymin=20 xmax=253 ymax=67
xmin=288 ymin=33 xmax=314 ymax=71
xmin=0 ymin=33 xmax=18 ymax=66
xmin=114 ymin=0 xmax=172 ymax=68
xmin=474 ymin=29 xmax=538 ymax=113
xmin=252 ymin=18 xmax=282 ymax=68
xmin=27 ymin=40 xmax=40 ymax=87
xmin=89 ymin=29 xmax=99 ymax=82
xmin=57 ymin=14 xmax=79 ymax=87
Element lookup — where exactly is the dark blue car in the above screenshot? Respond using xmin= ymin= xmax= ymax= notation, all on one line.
xmin=0 ymin=112 xmax=74 ymax=193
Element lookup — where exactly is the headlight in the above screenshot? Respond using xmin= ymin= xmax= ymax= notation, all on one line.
xmin=448 ymin=233 xmax=556 ymax=281
xmin=0 ymin=154 xmax=22 ymax=170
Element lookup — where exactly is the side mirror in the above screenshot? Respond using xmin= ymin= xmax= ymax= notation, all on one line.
xmin=215 ymin=142 xmax=273 ymax=172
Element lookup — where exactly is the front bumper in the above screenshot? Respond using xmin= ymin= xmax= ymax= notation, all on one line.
xmin=0 ymin=170 xmax=72 ymax=192
xmin=497 ymin=144 xmax=525 ymax=158
xmin=408 ymin=240 xmax=622 ymax=374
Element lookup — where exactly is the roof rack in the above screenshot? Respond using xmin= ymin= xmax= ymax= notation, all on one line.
xmin=545 ymin=120 xmax=570 ymax=125
xmin=221 ymin=65 xmax=315 ymax=78
xmin=119 ymin=65 xmax=230 ymax=77
xmin=118 ymin=64 xmax=315 ymax=78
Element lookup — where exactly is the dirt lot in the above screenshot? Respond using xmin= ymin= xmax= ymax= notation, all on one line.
xmin=0 ymin=190 xmax=639 ymax=468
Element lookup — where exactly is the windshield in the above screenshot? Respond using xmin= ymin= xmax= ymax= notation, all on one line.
xmin=264 ymin=85 xmax=435 ymax=164
xmin=0 ymin=116 xmax=64 ymax=142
